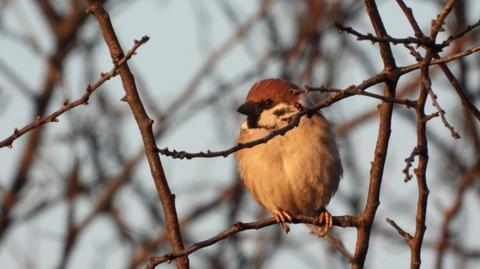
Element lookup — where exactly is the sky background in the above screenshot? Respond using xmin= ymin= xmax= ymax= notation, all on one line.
xmin=0 ymin=0 xmax=479 ymax=268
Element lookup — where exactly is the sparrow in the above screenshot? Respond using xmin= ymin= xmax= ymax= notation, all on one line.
xmin=235 ymin=78 xmax=342 ymax=235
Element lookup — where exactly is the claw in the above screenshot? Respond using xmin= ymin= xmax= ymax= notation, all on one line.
xmin=273 ymin=210 xmax=292 ymax=233
xmin=316 ymin=210 xmax=333 ymax=237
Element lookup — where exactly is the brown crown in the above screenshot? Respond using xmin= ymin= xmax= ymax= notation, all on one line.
xmin=245 ymin=78 xmax=302 ymax=104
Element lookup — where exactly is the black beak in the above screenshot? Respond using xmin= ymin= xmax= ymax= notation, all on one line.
xmin=237 ymin=102 xmax=259 ymax=117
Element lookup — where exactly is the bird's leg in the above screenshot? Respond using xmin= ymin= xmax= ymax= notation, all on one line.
xmin=273 ymin=210 xmax=292 ymax=233
xmin=316 ymin=209 xmax=333 ymax=237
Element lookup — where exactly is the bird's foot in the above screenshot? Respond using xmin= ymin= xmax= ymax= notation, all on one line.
xmin=316 ymin=210 xmax=333 ymax=237
xmin=273 ymin=210 xmax=292 ymax=233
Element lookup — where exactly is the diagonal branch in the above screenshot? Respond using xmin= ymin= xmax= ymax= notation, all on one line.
xmin=305 ymin=85 xmax=416 ymax=107
xmin=443 ymin=19 xmax=480 ymax=45
xmin=399 ymin=44 xmax=480 ymax=74
xmin=147 ymin=214 xmax=357 ymax=268
xmin=158 ymin=70 xmax=390 ymax=159
xmin=158 ymin=42 xmax=480 ymax=161
xmin=335 ymin=22 xmax=436 ymax=48
xmin=396 ymin=0 xmax=480 ymax=122
xmin=386 ymin=218 xmax=413 ymax=244
xmin=435 ymin=161 xmax=480 ymax=269
xmin=84 ymin=1 xmax=189 ymax=268
xmin=0 ymin=36 xmax=149 ymax=149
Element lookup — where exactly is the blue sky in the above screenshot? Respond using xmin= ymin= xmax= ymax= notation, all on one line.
xmin=1 ymin=1 xmax=479 ymax=268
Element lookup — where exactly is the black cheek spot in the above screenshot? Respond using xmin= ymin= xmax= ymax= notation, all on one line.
xmin=247 ymin=115 xmax=259 ymax=128
xmin=273 ymin=109 xmax=287 ymax=117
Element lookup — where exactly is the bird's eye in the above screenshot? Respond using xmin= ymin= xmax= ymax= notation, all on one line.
xmin=262 ymin=99 xmax=273 ymax=107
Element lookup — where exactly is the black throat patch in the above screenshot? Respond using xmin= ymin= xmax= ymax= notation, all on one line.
xmin=247 ymin=114 xmax=259 ymax=128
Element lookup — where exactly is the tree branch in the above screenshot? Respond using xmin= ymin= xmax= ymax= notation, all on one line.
xmin=395 ymin=1 xmax=458 ymax=268
xmin=157 ymin=41 xmax=480 ymax=161
xmin=147 ymin=214 xmax=357 ymax=268
xmin=0 ymin=36 xmax=149 ymax=149
xmin=396 ymin=0 xmax=480 ymax=122
xmin=84 ymin=1 xmax=189 ymax=268
xmin=351 ymin=1 xmax=399 ymax=268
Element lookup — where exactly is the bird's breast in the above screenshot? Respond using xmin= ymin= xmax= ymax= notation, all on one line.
xmin=235 ymin=115 xmax=342 ymax=216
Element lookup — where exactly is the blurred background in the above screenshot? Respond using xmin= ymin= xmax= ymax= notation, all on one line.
xmin=0 ymin=0 xmax=479 ymax=268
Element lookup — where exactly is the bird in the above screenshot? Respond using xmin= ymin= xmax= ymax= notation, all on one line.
xmin=234 ymin=78 xmax=342 ymax=235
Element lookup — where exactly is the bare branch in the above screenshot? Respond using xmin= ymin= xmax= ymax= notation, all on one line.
xmin=427 ymin=88 xmax=461 ymax=138
xmin=351 ymin=1 xmax=399 ymax=268
xmin=443 ymin=18 xmax=480 ymax=45
xmin=393 ymin=2 xmax=459 ymax=268
xmin=402 ymin=146 xmax=420 ymax=182
xmin=305 ymin=84 xmax=416 ymax=107
xmin=386 ymin=218 xmax=413 ymax=243
xmin=435 ymin=161 xmax=480 ymax=268
xmin=399 ymin=44 xmax=480 ymax=75
xmin=157 ymin=70 xmax=390 ymax=159
xmin=157 ymin=41 xmax=480 ymax=161
xmin=147 ymin=214 xmax=357 ymax=268
xmin=335 ymin=22 xmax=436 ymax=48
xmin=396 ymin=0 xmax=480 ymax=122
xmin=84 ymin=1 xmax=188 ymax=268
xmin=321 ymin=233 xmax=354 ymax=263
xmin=0 ymin=36 xmax=150 ymax=149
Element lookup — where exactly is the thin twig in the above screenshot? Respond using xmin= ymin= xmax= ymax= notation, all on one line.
xmin=399 ymin=44 xmax=480 ymax=75
xmin=427 ymin=88 xmax=461 ymax=138
xmin=425 ymin=0 xmax=462 ymax=141
xmin=321 ymin=233 xmax=354 ymax=262
xmin=386 ymin=218 xmax=413 ymax=243
xmin=335 ymin=22 xmax=437 ymax=48
xmin=305 ymin=85 xmax=416 ymax=107
xmin=403 ymin=43 xmax=423 ymax=62
xmin=146 ymin=214 xmax=357 ymax=268
xmin=158 ymin=70 xmax=390 ymax=159
xmin=394 ymin=1 xmax=458 ymax=268
xmin=0 ymin=1 xmax=89 ymax=243
xmin=396 ymin=0 xmax=480 ymax=122
xmin=435 ymin=161 xmax=480 ymax=269
xmin=402 ymin=146 xmax=420 ymax=182
xmin=429 ymin=0 xmax=457 ymax=39
xmin=443 ymin=18 xmax=480 ymax=45
xmin=158 ymin=44 xmax=480 ymax=160
xmin=0 ymin=36 xmax=150 ymax=149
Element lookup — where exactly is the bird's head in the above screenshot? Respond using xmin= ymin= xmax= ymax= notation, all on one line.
xmin=237 ymin=78 xmax=306 ymax=130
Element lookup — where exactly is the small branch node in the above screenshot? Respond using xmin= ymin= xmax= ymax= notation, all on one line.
xmin=403 ymin=146 xmax=420 ymax=182
xmin=386 ymin=218 xmax=413 ymax=243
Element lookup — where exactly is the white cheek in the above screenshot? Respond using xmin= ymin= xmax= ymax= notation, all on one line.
xmin=257 ymin=103 xmax=298 ymax=129
xmin=240 ymin=121 xmax=249 ymax=130
xmin=257 ymin=109 xmax=278 ymax=128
